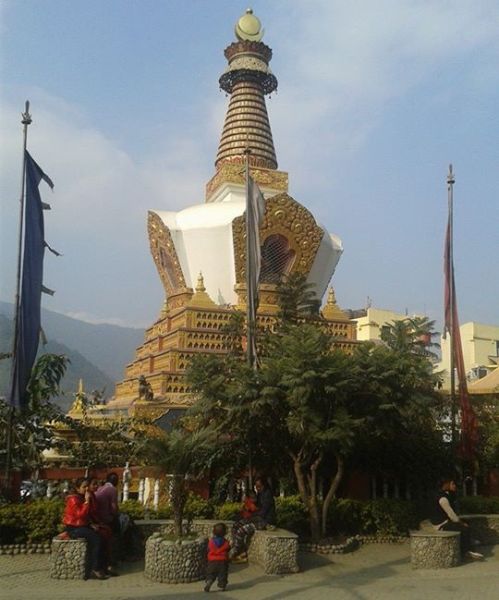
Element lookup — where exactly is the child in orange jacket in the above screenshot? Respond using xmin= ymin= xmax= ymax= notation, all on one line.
xmin=204 ymin=522 xmax=230 ymax=592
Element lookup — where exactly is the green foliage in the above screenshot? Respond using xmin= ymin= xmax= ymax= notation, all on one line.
xmin=67 ymin=416 xmax=150 ymax=470
xmin=184 ymin=493 xmax=213 ymax=520
xmin=155 ymin=502 xmax=173 ymax=519
xmin=380 ymin=316 xmax=440 ymax=361
xmin=360 ymin=499 xmax=420 ymax=535
xmin=0 ymin=499 xmax=64 ymax=543
xmin=326 ymin=498 xmax=365 ymax=535
xmin=459 ymin=495 xmax=499 ymax=514
xmin=275 ymin=496 xmax=308 ymax=535
xmin=327 ymin=498 xmax=420 ymax=536
xmin=214 ymin=502 xmax=242 ymax=521
xmin=119 ymin=499 xmax=145 ymax=520
xmin=0 ymin=354 xmax=70 ymax=471
xmin=276 ymin=272 xmax=321 ymax=324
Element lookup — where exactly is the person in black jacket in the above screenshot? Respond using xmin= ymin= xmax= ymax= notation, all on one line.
xmin=230 ymin=477 xmax=276 ymax=559
xmin=430 ymin=478 xmax=483 ymax=560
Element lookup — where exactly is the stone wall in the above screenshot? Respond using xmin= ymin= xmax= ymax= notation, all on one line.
xmin=247 ymin=528 xmax=299 ymax=574
xmin=461 ymin=515 xmax=499 ymax=545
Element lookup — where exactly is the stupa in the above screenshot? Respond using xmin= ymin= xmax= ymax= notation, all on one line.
xmin=104 ymin=9 xmax=357 ymax=424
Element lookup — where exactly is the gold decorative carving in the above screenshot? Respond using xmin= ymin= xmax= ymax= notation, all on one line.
xmin=148 ymin=211 xmax=187 ymax=296
xmin=232 ymin=193 xmax=324 ymax=288
xmin=205 ymin=163 xmax=288 ymax=201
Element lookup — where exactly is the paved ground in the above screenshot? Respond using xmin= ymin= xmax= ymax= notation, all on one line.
xmin=0 ymin=542 xmax=498 ymax=600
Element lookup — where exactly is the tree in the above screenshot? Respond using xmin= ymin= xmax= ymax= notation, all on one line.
xmin=380 ymin=316 xmax=440 ymax=361
xmin=275 ymin=272 xmax=321 ymax=325
xmin=145 ymin=427 xmax=221 ymax=537
xmin=261 ymin=323 xmax=361 ymax=539
xmin=1 ymin=354 xmax=70 ymax=475
xmin=348 ymin=340 xmax=451 ymax=494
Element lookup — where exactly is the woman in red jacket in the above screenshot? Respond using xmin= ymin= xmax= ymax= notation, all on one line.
xmin=63 ymin=477 xmax=108 ymax=579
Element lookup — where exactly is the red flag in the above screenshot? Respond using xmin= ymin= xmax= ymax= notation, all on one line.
xmin=444 ymin=182 xmax=478 ymax=460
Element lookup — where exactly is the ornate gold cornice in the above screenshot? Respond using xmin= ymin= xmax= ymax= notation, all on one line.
xmin=205 ymin=162 xmax=288 ymax=201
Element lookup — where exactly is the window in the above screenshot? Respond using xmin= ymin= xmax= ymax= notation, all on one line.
xmin=259 ymin=234 xmax=295 ymax=283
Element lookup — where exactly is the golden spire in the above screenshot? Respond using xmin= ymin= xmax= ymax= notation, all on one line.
xmin=188 ymin=272 xmax=217 ymax=308
xmin=196 ymin=272 xmax=206 ymax=292
xmin=215 ymin=8 xmax=278 ymax=171
xmin=322 ymin=286 xmax=348 ymax=321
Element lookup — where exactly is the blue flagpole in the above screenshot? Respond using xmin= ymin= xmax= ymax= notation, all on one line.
xmin=3 ymin=101 xmax=32 ymax=496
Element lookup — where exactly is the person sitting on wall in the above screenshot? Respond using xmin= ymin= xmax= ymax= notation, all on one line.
xmin=62 ymin=477 xmax=108 ymax=579
xmin=230 ymin=477 xmax=276 ymax=560
xmin=88 ymin=478 xmax=118 ymax=576
xmin=430 ymin=477 xmax=483 ymax=560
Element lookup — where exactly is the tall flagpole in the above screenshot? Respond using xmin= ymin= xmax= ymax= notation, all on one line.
xmin=244 ymin=146 xmax=255 ymax=369
xmin=244 ymin=145 xmax=255 ymax=489
xmin=4 ymin=101 xmax=32 ymax=493
xmin=447 ymin=164 xmax=456 ymax=445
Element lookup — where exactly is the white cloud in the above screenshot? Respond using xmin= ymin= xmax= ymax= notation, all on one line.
xmin=269 ymin=0 xmax=499 ymax=170
xmin=0 ymin=88 xmax=210 ymax=325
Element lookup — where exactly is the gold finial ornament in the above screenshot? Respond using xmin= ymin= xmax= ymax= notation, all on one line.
xmin=235 ymin=8 xmax=264 ymax=42
xmin=188 ymin=272 xmax=217 ymax=308
xmin=322 ymin=286 xmax=348 ymax=321
xmin=196 ymin=272 xmax=206 ymax=292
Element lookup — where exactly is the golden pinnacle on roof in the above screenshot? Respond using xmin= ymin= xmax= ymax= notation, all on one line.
xmin=196 ymin=272 xmax=206 ymax=292
xmin=235 ymin=8 xmax=264 ymax=42
xmin=188 ymin=272 xmax=217 ymax=309
xmin=322 ymin=286 xmax=348 ymax=321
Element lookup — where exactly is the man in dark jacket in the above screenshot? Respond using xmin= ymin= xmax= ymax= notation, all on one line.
xmin=230 ymin=477 xmax=276 ymax=559
xmin=254 ymin=477 xmax=276 ymax=525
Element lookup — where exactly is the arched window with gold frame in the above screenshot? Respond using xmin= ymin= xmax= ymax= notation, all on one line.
xmin=260 ymin=233 xmax=295 ymax=283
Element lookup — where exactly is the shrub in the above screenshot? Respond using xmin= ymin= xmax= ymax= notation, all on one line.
xmin=184 ymin=493 xmax=213 ymax=520
xmin=120 ymin=499 xmax=144 ymax=520
xmin=0 ymin=499 xmax=64 ymax=543
xmin=327 ymin=498 xmax=365 ymax=536
xmin=214 ymin=502 xmax=241 ymax=521
xmin=326 ymin=498 xmax=420 ymax=536
xmin=275 ymin=496 xmax=308 ymax=535
xmin=155 ymin=502 xmax=173 ymax=519
xmin=361 ymin=499 xmax=420 ymax=535
xmin=459 ymin=495 xmax=499 ymax=514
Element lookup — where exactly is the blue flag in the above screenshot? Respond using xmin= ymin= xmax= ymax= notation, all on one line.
xmin=9 ymin=151 xmax=54 ymax=410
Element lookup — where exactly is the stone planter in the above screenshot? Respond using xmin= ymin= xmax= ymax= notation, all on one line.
xmin=50 ymin=538 xmax=87 ymax=579
xmin=410 ymin=531 xmax=460 ymax=569
xmin=144 ymin=533 xmax=207 ymax=583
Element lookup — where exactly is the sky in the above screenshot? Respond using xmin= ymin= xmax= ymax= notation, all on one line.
xmin=1 ymin=0 xmax=498 ymax=331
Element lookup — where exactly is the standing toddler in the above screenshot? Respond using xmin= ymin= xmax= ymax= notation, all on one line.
xmin=204 ymin=522 xmax=230 ymax=592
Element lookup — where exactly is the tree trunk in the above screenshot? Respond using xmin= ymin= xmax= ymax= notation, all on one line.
xmin=321 ymin=453 xmax=344 ymax=537
xmin=292 ymin=452 xmax=322 ymax=542
xmin=171 ymin=476 xmax=186 ymax=538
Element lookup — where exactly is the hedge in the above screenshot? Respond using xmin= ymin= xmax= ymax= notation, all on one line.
xmin=459 ymin=495 xmax=499 ymax=514
xmin=2 ymin=495 xmax=497 ymax=544
xmin=0 ymin=499 xmax=64 ymax=543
